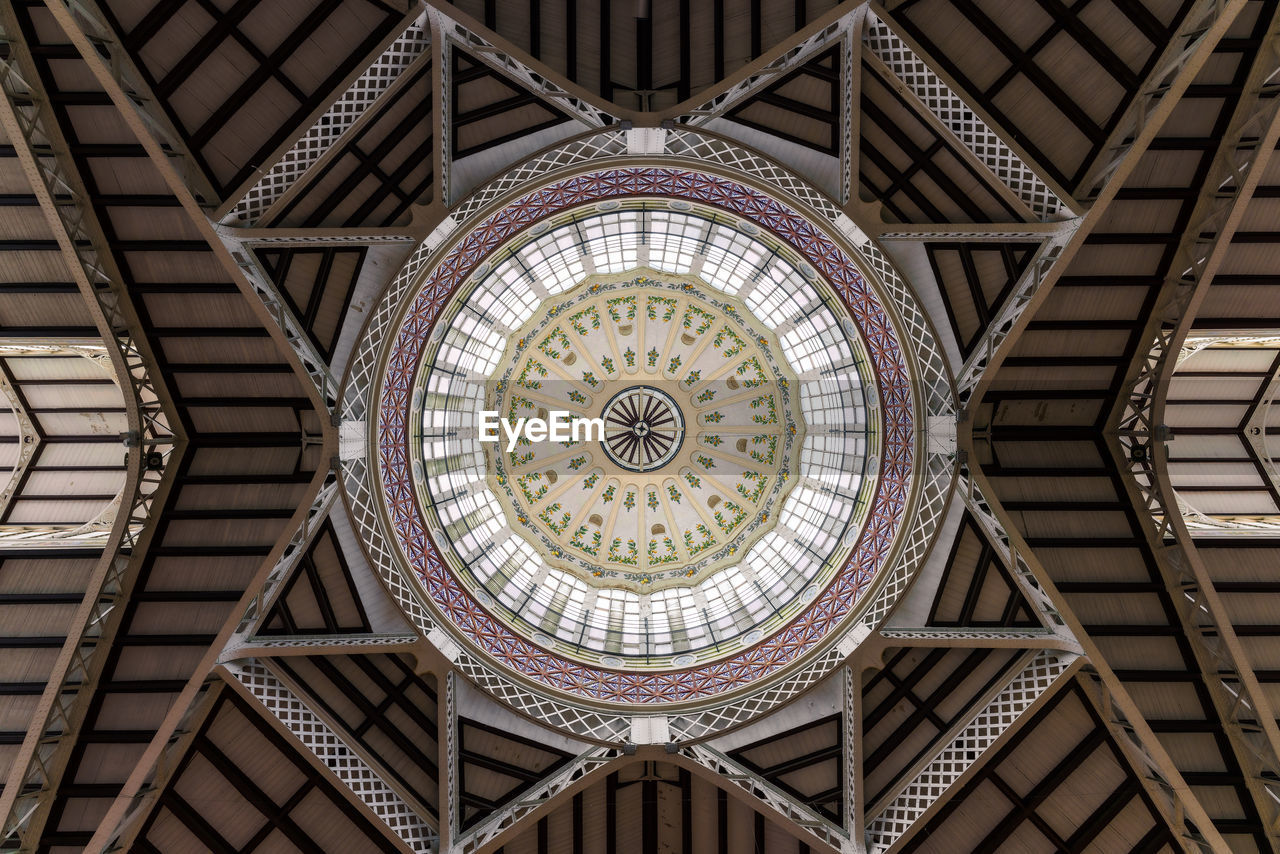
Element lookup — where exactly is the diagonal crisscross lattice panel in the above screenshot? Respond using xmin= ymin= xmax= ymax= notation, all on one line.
xmin=227 ymin=659 xmax=438 ymax=852
xmin=862 ymin=13 xmax=1069 ymax=222
xmin=224 ymin=12 xmax=431 ymax=225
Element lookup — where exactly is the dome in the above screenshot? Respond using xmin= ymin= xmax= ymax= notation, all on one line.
xmin=351 ymin=142 xmax=947 ymax=718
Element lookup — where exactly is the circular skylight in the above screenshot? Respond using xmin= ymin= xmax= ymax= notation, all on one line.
xmin=409 ymin=202 xmax=878 ymax=669
xmin=363 ymin=161 xmax=927 ymax=707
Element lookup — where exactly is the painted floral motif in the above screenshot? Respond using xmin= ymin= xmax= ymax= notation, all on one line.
xmin=750 ymin=395 xmax=777 ymax=425
xmin=682 ymin=305 xmax=716 ymax=335
xmin=569 ymin=306 xmax=601 ymax=336
xmin=608 ymin=536 xmax=638 ymax=566
xmin=509 ymin=393 xmax=536 ymax=412
xmin=517 ymin=472 xmax=548 ymax=503
xmin=516 ymin=359 xmax=548 ymax=390
xmin=646 ymin=295 xmax=677 ymax=321
xmin=683 ymin=524 xmax=717 ymax=556
xmin=538 ymin=503 xmax=571 ymax=535
xmin=607 ymin=295 xmax=637 ymax=321
xmin=749 ymin=435 xmax=778 ymax=465
xmin=737 ymin=471 xmax=767 ymax=502
xmin=648 ymin=537 xmax=679 ymax=565
xmin=714 ymin=500 xmax=748 ymax=534
xmin=571 ymin=525 xmax=602 ymax=556
xmin=538 ymin=328 xmax=572 ymax=361
xmin=714 ymin=326 xmax=745 ymax=358
xmin=737 ymin=356 xmax=768 ymax=388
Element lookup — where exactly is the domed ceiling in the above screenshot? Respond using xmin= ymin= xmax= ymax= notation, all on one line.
xmin=19 ymin=0 xmax=1271 ymax=850
xmin=353 ymin=157 xmax=943 ymax=714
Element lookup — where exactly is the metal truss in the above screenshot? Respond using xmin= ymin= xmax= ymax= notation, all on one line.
xmin=222 ymin=227 xmax=421 ymax=246
xmin=951 ymin=0 xmax=1242 ymax=412
xmin=41 ymin=3 xmax=207 ymax=200
xmin=430 ymin=5 xmax=611 ymax=208
xmin=956 ymin=461 xmax=1229 ymax=852
xmin=438 ymin=671 xmax=617 ymax=854
xmin=0 ymin=12 xmax=181 ymax=849
xmin=878 ymin=627 xmax=1073 ymax=651
xmin=0 ymin=358 xmax=38 ymax=521
xmin=845 ymin=666 xmax=863 ymax=850
xmin=1177 ymin=501 xmax=1280 ymax=536
xmin=216 ymin=230 xmax=341 ymax=410
xmin=1077 ymin=0 xmax=1251 ymax=199
xmin=229 ymin=633 xmax=422 ymax=659
xmin=953 ymin=225 xmax=1077 ymax=406
xmin=876 ymin=224 xmax=1066 ymax=241
xmin=1175 ymin=334 xmax=1280 ymax=533
xmin=1245 ymin=350 xmax=1280 ymax=519
xmin=43 ymin=0 xmax=340 ymax=416
xmin=680 ymin=11 xmax=853 ymax=128
xmin=97 ymin=683 xmax=225 ymax=854
xmin=445 ymin=672 xmax=457 ymax=850
xmin=222 ymin=9 xmax=431 ymax=226
xmin=451 ymin=748 xmax=620 ymax=853
xmin=955 ymin=470 xmax=1076 ymax=646
xmin=1109 ymin=7 xmax=1280 ymax=845
xmin=221 ymin=469 xmax=341 ymax=659
xmin=225 ymin=659 xmax=438 ymax=853
xmin=862 ymin=10 xmax=1071 ymax=221
xmin=434 ymin=13 xmax=451 ymax=209
xmin=841 ymin=13 xmax=858 ymax=206
xmin=671 ymin=669 xmax=862 ymax=853
xmin=1072 ymin=670 xmax=1221 ymax=854
xmin=0 ymin=344 xmax=129 ymax=547
xmin=865 ymin=650 xmax=1077 ymax=852
xmin=680 ymin=741 xmax=852 ymax=853
xmin=434 ymin=7 xmax=613 ymax=129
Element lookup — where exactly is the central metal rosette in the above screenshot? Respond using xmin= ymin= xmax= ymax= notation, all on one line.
xmin=600 ymin=385 xmax=685 ymax=472
xmin=486 ymin=271 xmax=805 ymax=593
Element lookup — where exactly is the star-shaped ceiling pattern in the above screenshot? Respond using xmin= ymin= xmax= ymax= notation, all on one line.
xmin=1 ymin=1 xmax=1279 ymax=852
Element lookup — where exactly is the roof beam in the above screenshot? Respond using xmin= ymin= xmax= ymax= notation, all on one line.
xmin=957 ymin=465 xmax=1229 ymax=852
xmin=0 ymin=12 xmax=182 ymax=850
xmin=955 ymin=0 xmax=1244 ymax=409
xmin=219 ymin=9 xmax=430 ymax=226
xmin=1107 ymin=6 xmax=1280 ymax=845
xmin=42 ymin=0 xmax=339 ymax=416
xmin=866 ymin=650 xmax=1078 ymax=851
xmin=221 ymin=659 xmax=436 ymax=853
